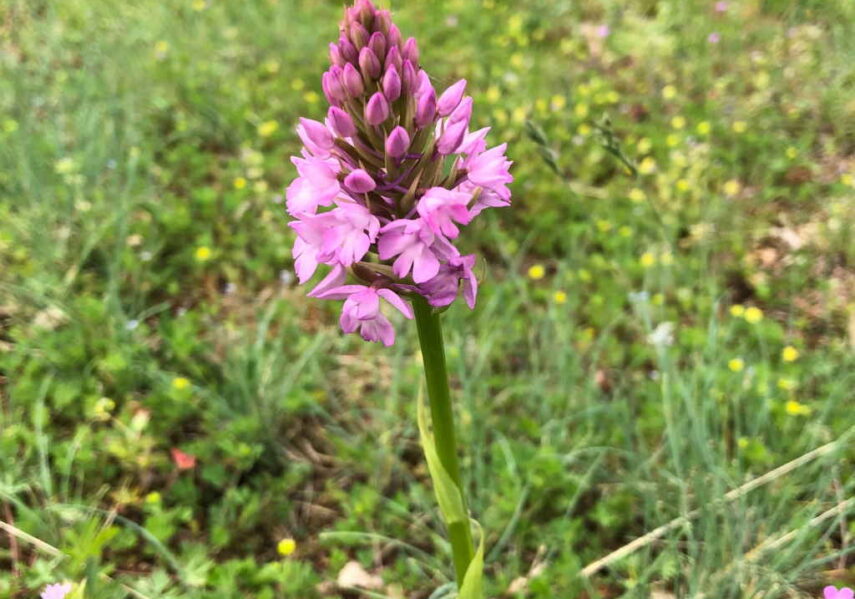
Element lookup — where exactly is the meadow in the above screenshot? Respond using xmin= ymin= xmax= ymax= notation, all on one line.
xmin=1 ymin=0 xmax=854 ymax=597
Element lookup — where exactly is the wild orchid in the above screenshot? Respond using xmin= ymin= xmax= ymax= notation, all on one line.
xmin=283 ymin=1 xmax=511 ymax=595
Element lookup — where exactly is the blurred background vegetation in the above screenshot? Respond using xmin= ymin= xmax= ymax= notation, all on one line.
xmin=1 ymin=0 xmax=853 ymax=597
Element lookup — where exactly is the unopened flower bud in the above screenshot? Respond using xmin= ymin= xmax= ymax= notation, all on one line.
xmin=385 ymin=126 xmax=410 ymax=158
xmin=402 ymin=37 xmax=419 ymax=64
xmin=385 ymin=46 xmax=402 ymax=72
xmin=328 ymin=106 xmax=356 ymax=137
xmin=342 ymin=63 xmax=364 ymax=97
xmin=387 ymin=24 xmax=402 ymax=48
xmin=299 ymin=118 xmax=334 ymax=151
xmin=368 ymin=32 xmax=386 ymax=59
xmin=401 ymin=60 xmax=417 ymax=94
xmin=415 ymin=88 xmax=436 ymax=127
xmin=322 ymin=68 xmax=345 ymax=105
xmin=448 ymin=96 xmax=473 ymax=125
xmin=359 ymin=46 xmax=381 ymax=79
xmin=339 ymin=37 xmax=358 ymax=63
xmin=382 ymin=66 xmax=401 ymax=101
xmin=365 ymin=92 xmax=390 ymax=125
xmin=375 ymin=9 xmax=391 ymax=34
xmin=344 ymin=169 xmax=376 ymax=193
xmin=350 ymin=21 xmax=369 ymax=49
xmin=415 ymin=70 xmax=432 ymax=97
xmin=437 ymin=119 xmax=467 ymax=155
xmin=329 ymin=43 xmax=345 ymax=67
xmin=437 ymin=79 xmax=467 ymax=117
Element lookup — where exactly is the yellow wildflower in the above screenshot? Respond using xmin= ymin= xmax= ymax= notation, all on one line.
xmin=730 ymin=304 xmax=745 ymax=317
xmin=728 ymin=358 xmax=745 ymax=372
xmin=723 ymin=179 xmax=741 ymax=196
xmin=553 ymin=291 xmax=568 ymax=304
xmin=257 ymin=120 xmax=279 ymax=137
xmin=277 ymin=538 xmax=297 ymax=556
xmin=194 ymin=246 xmax=212 ymax=262
xmin=574 ymin=103 xmax=589 ymax=118
xmin=676 ymin=179 xmax=690 ymax=192
xmin=172 ymin=377 xmax=190 ymax=390
xmin=486 ymin=86 xmax=501 ymax=103
xmin=671 ymin=116 xmax=686 ymax=130
xmin=640 ymin=252 xmax=656 ymax=268
xmin=662 ymin=85 xmax=677 ymax=100
xmin=191 ymin=0 xmax=206 ymax=10
xmin=785 ymin=400 xmax=811 ymax=416
xmin=527 ymin=264 xmax=545 ymax=280
xmin=233 ymin=177 xmax=247 ymax=190
xmin=744 ymin=307 xmax=763 ymax=324
xmin=785 ymin=146 xmax=797 ymax=159
xmin=781 ymin=346 xmax=799 ymax=362
xmin=577 ymin=123 xmax=592 ymax=136
xmin=696 ymin=121 xmax=711 ymax=135
xmin=732 ymin=121 xmax=747 ymax=133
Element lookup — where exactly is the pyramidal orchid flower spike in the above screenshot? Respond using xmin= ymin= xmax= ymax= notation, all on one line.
xmin=285 ymin=0 xmax=512 ymax=348
xmin=284 ymin=2 xmax=510 ymax=596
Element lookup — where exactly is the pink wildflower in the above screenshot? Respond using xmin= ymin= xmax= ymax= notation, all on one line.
xmin=283 ymin=0 xmax=512 ymax=344
xmin=41 ymin=583 xmax=72 ymax=599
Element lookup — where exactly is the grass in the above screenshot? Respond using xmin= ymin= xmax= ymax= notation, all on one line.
xmin=1 ymin=0 xmax=854 ymax=597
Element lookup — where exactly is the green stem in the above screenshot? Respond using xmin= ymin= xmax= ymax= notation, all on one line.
xmin=412 ymin=296 xmax=474 ymax=588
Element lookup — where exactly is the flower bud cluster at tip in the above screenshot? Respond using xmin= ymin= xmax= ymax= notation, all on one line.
xmin=285 ymin=0 xmax=513 ymax=346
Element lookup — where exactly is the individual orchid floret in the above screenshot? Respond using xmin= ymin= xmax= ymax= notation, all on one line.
xmin=416 ymin=188 xmax=473 ymax=238
xmin=283 ymin=0 xmax=512 ymax=345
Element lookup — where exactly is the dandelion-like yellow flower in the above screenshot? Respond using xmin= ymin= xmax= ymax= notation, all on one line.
xmin=640 ymin=252 xmax=656 ymax=268
xmin=666 ymin=134 xmax=680 ymax=148
xmin=671 ymin=116 xmax=686 ymax=130
xmin=577 ymin=123 xmax=592 ymax=136
xmin=277 ymin=538 xmax=297 ymax=556
xmin=723 ymin=179 xmax=742 ymax=196
xmin=841 ymin=173 xmax=854 ymax=187
xmin=676 ymin=179 xmax=690 ymax=192
xmin=303 ymin=91 xmax=320 ymax=104
xmin=637 ymin=138 xmax=652 ymax=154
xmin=785 ymin=399 xmax=811 ymax=416
xmin=728 ymin=358 xmax=745 ymax=372
xmin=696 ymin=121 xmax=711 ymax=135
xmin=732 ymin=121 xmax=747 ymax=133
xmin=662 ymin=85 xmax=677 ymax=100
xmin=172 ymin=377 xmax=190 ymax=390
xmin=527 ymin=264 xmax=545 ymax=280
xmin=785 ymin=147 xmax=797 ymax=159
xmin=781 ymin=346 xmax=799 ymax=362
xmin=257 ymin=120 xmax=279 ymax=137
xmin=145 ymin=491 xmax=162 ymax=504
xmin=486 ymin=86 xmax=501 ymax=103
xmin=574 ymin=103 xmax=589 ymax=118
xmin=194 ymin=246 xmax=212 ymax=262
xmin=553 ymin=290 xmax=568 ymax=304
xmin=730 ymin=304 xmax=745 ymax=317
xmin=737 ymin=437 xmax=750 ymax=449
xmin=233 ymin=177 xmax=247 ymax=190
xmin=744 ymin=307 xmax=763 ymax=324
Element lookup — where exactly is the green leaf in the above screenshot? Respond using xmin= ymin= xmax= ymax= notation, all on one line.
xmin=417 ymin=389 xmax=467 ymax=527
xmin=458 ymin=520 xmax=485 ymax=599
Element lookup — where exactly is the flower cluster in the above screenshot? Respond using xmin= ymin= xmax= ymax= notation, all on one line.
xmin=285 ymin=0 xmax=512 ymax=345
